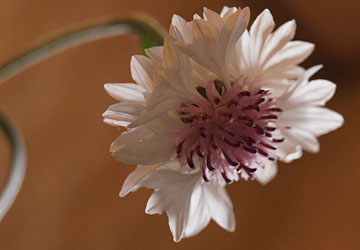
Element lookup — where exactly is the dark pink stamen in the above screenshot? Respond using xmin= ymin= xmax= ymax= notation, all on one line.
xmin=175 ymin=80 xmax=284 ymax=182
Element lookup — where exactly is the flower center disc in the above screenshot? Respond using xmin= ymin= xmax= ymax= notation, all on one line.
xmin=176 ymin=80 xmax=284 ymax=183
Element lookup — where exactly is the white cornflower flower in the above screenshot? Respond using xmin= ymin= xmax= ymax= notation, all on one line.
xmin=103 ymin=6 xmax=343 ymax=242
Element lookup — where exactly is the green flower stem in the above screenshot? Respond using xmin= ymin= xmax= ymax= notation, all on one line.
xmin=0 ymin=13 xmax=165 ymax=222
xmin=0 ymin=114 xmax=26 ymax=222
xmin=0 ymin=13 xmax=165 ymax=84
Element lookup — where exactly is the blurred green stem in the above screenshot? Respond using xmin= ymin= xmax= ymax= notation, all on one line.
xmin=0 ymin=114 xmax=26 ymax=222
xmin=0 ymin=13 xmax=165 ymax=84
xmin=0 ymin=13 xmax=165 ymax=222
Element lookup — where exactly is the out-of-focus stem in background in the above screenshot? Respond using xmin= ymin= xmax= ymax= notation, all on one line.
xmin=0 ymin=13 xmax=165 ymax=222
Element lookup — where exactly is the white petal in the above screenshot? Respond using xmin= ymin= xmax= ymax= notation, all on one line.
xmin=193 ymin=13 xmax=201 ymax=20
xmin=262 ymin=65 xmax=305 ymax=80
xmin=249 ymin=9 xmax=275 ymax=65
xmin=264 ymin=41 xmax=314 ymax=71
xmin=284 ymin=79 xmax=336 ymax=108
xmin=130 ymin=55 xmax=155 ymax=90
xmin=276 ymin=138 xmax=303 ymax=163
xmin=163 ymin=38 xmax=196 ymax=95
xmin=220 ymin=6 xmax=238 ymax=19
xmin=190 ymin=19 xmax=221 ymax=74
xmin=281 ymin=106 xmax=344 ymax=137
xmin=110 ymin=125 xmax=176 ymax=165
xmin=104 ymin=83 xmax=145 ymax=104
xmin=119 ymin=164 xmax=160 ymax=197
xmin=141 ymin=169 xmax=201 ymax=242
xmin=129 ymin=96 xmax=181 ymax=128
xmin=255 ymin=161 xmax=278 ymax=185
xmin=145 ymin=46 xmax=163 ymax=63
xmin=203 ymin=182 xmax=235 ymax=232
xmin=280 ymin=126 xmax=320 ymax=153
xmin=191 ymin=60 xmax=214 ymax=86
xmin=278 ymin=65 xmax=323 ymax=102
xmin=171 ymin=15 xmax=192 ymax=43
xmin=233 ymin=30 xmax=250 ymax=72
xmin=303 ymin=64 xmax=323 ymax=80
xmin=103 ymin=118 xmax=128 ymax=127
xmin=185 ymin=181 xmax=236 ymax=237
xmin=261 ymin=20 xmax=296 ymax=66
xmin=102 ymin=103 xmax=143 ymax=127
xmin=184 ymin=183 xmax=211 ymax=237
xmin=203 ymin=7 xmax=223 ymax=28
xmin=222 ymin=7 xmax=250 ymax=65
xmin=303 ymin=79 xmax=336 ymax=105
xmin=137 ymin=163 xmax=236 ymax=241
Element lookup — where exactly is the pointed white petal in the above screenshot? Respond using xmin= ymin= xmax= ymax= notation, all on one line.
xmin=104 ymin=83 xmax=145 ymax=104
xmin=120 ymin=164 xmax=160 ymax=197
xmin=184 ymin=182 xmax=211 ymax=237
xmin=130 ymin=55 xmax=156 ymax=90
xmin=136 ymin=162 xmax=237 ymax=241
xmin=171 ymin=15 xmax=192 ymax=43
xmin=222 ymin=7 xmax=250 ymax=64
xmin=304 ymin=64 xmax=323 ymax=79
xmin=220 ymin=6 xmax=238 ymax=18
xmin=261 ymin=20 xmax=297 ymax=66
xmin=204 ymin=182 xmax=235 ymax=232
xmin=102 ymin=103 xmax=143 ymax=127
xmin=262 ymin=65 xmax=305 ymax=80
xmin=249 ymin=9 xmax=275 ymax=65
xmin=163 ymin=38 xmax=196 ymax=96
xmin=280 ymin=126 xmax=320 ymax=153
xmin=141 ymin=169 xmax=201 ymax=242
xmin=255 ymin=161 xmax=278 ymax=185
xmin=103 ymin=118 xmax=128 ymax=127
xmin=145 ymin=46 xmax=163 ymax=63
xmin=203 ymin=7 xmax=223 ymax=28
xmin=284 ymin=79 xmax=337 ymax=108
xmin=110 ymin=125 xmax=176 ymax=165
xmin=129 ymin=96 xmax=181 ymax=128
xmin=276 ymin=138 xmax=303 ymax=163
xmin=278 ymin=65 xmax=323 ymax=102
xmin=234 ymin=30 xmax=251 ymax=72
xmin=303 ymin=79 xmax=336 ymax=105
xmin=264 ymin=41 xmax=314 ymax=71
xmin=189 ymin=19 xmax=220 ymax=74
xmin=280 ymin=106 xmax=344 ymax=137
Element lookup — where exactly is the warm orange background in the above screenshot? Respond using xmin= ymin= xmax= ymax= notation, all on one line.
xmin=0 ymin=0 xmax=359 ymax=249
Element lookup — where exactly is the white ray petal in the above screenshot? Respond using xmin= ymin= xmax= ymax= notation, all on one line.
xmin=203 ymin=182 xmax=235 ymax=231
xmin=255 ymin=161 xmax=278 ymax=185
xmin=145 ymin=46 xmax=163 ymax=63
xmin=184 ymin=182 xmax=211 ymax=237
xmin=280 ymin=106 xmax=344 ymax=137
xmin=131 ymin=55 xmax=156 ymax=90
xmin=203 ymin=7 xmax=223 ymax=28
xmin=264 ymin=41 xmax=314 ymax=71
xmin=261 ymin=20 xmax=296 ymax=66
xmin=249 ymin=9 xmax=275 ymax=65
xmin=120 ymin=164 xmax=161 ymax=197
xmin=220 ymin=6 xmax=238 ymax=19
xmin=104 ymin=83 xmax=145 ymax=104
xmin=110 ymin=125 xmax=176 ymax=165
xmin=102 ymin=102 xmax=143 ymax=127
xmin=141 ymin=169 xmax=200 ymax=242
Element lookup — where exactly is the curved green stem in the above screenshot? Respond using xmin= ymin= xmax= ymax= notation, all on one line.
xmin=0 ymin=114 xmax=26 ymax=222
xmin=0 ymin=13 xmax=165 ymax=222
xmin=0 ymin=13 xmax=165 ymax=84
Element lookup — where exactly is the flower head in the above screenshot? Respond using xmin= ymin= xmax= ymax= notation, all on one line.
xmin=103 ymin=6 xmax=343 ymax=242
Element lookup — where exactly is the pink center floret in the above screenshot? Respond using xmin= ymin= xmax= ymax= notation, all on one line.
xmin=176 ymin=80 xmax=284 ymax=183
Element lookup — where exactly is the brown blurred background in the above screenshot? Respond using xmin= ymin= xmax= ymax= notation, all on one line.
xmin=0 ymin=0 xmax=359 ymax=249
